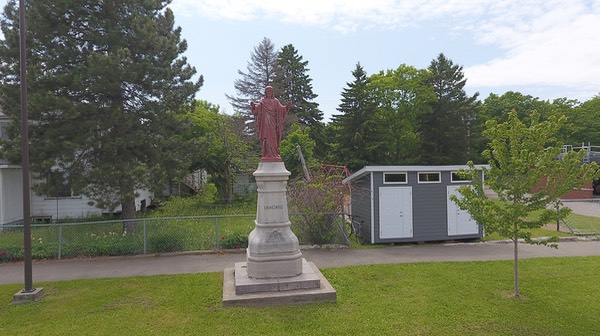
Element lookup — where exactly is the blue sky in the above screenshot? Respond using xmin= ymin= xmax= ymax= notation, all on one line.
xmin=169 ymin=0 xmax=600 ymax=121
xmin=3 ymin=0 xmax=600 ymax=121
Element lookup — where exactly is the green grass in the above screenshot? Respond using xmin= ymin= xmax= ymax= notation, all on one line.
xmin=480 ymin=210 xmax=600 ymax=241
xmin=481 ymin=227 xmax=573 ymax=241
xmin=1 ymin=257 xmax=600 ymax=335
xmin=563 ymin=213 xmax=600 ymax=234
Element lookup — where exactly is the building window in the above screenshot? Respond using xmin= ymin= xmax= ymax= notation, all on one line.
xmin=44 ymin=171 xmax=80 ymax=199
xmin=0 ymin=120 xmax=9 ymax=139
xmin=451 ymin=172 xmax=471 ymax=183
xmin=383 ymin=172 xmax=407 ymax=184
xmin=418 ymin=172 xmax=441 ymax=183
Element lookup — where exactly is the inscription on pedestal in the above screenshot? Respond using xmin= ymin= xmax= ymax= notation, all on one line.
xmin=264 ymin=205 xmax=284 ymax=210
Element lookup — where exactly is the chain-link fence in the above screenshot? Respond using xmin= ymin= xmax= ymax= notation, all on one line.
xmin=557 ymin=201 xmax=600 ymax=235
xmin=0 ymin=213 xmax=349 ymax=262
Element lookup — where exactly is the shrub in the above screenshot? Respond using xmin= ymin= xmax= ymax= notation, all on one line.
xmin=0 ymin=245 xmax=23 ymax=262
xmin=287 ymin=172 xmax=348 ymax=245
xmin=220 ymin=233 xmax=248 ymax=249
xmin=147 ymin=232 xmax=185 ymax=253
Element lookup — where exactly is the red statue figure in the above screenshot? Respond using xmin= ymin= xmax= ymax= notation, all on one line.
xmin=251 ymin=86 xmax=291 ymax=162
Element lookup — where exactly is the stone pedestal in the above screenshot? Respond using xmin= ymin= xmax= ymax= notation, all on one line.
xmin=246 ymin=161 xmax=302 ymax=278
xmin=222 ymin=160 xmax=336 ymax=307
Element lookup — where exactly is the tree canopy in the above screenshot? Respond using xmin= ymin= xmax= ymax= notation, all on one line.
xmin=421 ymin=53 xmax=481 ymax=165
xmin=185 ymin=101 xmax=253 ymax=203
xmin=453 ymin=111 xmax=598 ymax=297
xmin=330 ymin=63 xmax=379 ymax=171
xmin=276 ymin=44 xmax=322 ymax=127
xmin=369 ymin=64 xmax=434 ymax=165
xmin=0 ymin=0 xmax=202 ymax=223
xmin=226 ymin=37 xmax=279 ymax=118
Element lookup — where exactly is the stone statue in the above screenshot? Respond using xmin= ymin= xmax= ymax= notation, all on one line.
xmin=251 ymin=86 xmax=291 ymax=162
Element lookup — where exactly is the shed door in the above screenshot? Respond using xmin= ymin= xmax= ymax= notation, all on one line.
xmin=379 ymin=187 xmax=413 ymax=239
xmin=447 ymin=186 xmax=478 ymax=236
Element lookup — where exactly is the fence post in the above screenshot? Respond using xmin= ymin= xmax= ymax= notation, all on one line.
xmin=143 ymin=219 xmax=147 ymax=255
xmin=215 ymin=217 xmax=220 ymax=250
xmin=336 ymin=214 xmax=351 ymax=246
xmin=58 ymin=223 xmax=63 ymax=260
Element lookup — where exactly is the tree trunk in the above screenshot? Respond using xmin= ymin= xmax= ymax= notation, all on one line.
xmin=122 ymin=199 xmax=137 ymax=233
xmin=223 ymin=168 xmax=233 ymax=204
xmin=513 ymin=223 xmax=520 ymax=298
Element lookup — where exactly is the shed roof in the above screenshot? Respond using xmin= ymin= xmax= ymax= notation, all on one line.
xmin=342 ymin=165 xmax=489 ymax=184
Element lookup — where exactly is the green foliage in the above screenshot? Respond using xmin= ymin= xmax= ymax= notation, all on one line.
xmin=454 ymin=110 xmax=599 ymax=296
xmin=219 ymin=232 xmax=248 ymax=249
xmin=564 ymin=95 xmax=600 ymax=144
xmin=226 ymin=37 xmax=278 ymax=117
xmin=369 ymin=64 xmax=434 ymax=165
xmin=185 ymin=101 xmax=255 ymax=204
xmin=0 ymin=0 xmax=202 ymax=219
xmin=280 ymin=123 xmax=318 ymax=179
xmin=481 ymin=91 xmax=555 ymax=124
xmin=287 ymin=173 xmax=347 ymax=245
xmin=147 ymin=230 xmax=186 ymax=253
xmin=3 ymin=258 xmax=600 ymax=335
xmin=276 ymin=44 xmax=322 ymax=126
xmin=330 ymin=63 xmax=379 ymax=170
xmin=421 ymin=53 xmax=482 ymax=164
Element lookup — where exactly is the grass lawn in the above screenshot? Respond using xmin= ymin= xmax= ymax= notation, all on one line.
xmin=563 ymin=213 xmax=600 ymax=234
xmin=480 ymin=227 xmax=573 ymax=242
xmin=1 ymin=257 xmax=599 ymax=335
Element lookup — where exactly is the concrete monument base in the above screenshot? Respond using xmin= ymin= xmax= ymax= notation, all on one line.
xmin=13 ymin=287 xmax=44 ymax=304
xmin=222 ymin=260 xmax=336 ymax=307
xmin=222 ymin=159 xmax=336 ymax=306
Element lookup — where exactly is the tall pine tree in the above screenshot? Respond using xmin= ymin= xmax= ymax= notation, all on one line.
xmin=276 ymin=44 xmax=322 ymax=126
xmin=226 ymin=37 xmax=279 ymax=118
xmin=420 ymin=53 xmax=480 ymax=165
xmin=0 ymin=0 xmax=202 ymax=226
xmin=330 ymin=63 xmax=378 ymax=171
xmin=276 ymin=44 xmax=326 ymax=158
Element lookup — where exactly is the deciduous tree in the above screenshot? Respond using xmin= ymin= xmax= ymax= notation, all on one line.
xmin=280 ymin=123 xmax=318 ymax=180
xmin=186 ymin=101 xmax=254 ymax=204
xmin=370 ymin=64 xmax=434 ymax=165
xmin=453 ymin=111 xmax=597 ymax=297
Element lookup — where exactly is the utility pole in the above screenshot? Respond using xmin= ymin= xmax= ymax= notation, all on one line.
xmin=13 ymin=0 xmax=44 ymax=304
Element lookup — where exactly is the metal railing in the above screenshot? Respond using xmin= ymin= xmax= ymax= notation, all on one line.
xmin=0 ymin=213 xmax=350 ymax=262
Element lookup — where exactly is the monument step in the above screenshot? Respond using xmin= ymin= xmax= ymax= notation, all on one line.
xmin=234 ymin=258 xmax=320 ymax=295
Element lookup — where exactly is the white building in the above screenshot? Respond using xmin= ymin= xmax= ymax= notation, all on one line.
xmin=0 ymin=111 xmax=152 ymax=227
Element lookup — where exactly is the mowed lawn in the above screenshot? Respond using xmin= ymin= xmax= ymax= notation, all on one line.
xmin=2 ymin=257 xmax=600 ymax=335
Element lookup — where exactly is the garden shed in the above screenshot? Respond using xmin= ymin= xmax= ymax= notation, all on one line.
xmin=343 ymin=165 xmax=486 ymax=244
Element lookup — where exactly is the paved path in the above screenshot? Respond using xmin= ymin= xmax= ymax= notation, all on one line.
xmin=2 ymin=239 xmax=600 ymax=285
xmin=563 ymin=200 xmax=600 ymax=217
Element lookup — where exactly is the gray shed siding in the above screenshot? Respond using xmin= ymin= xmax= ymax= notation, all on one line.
xmin=372 ymin=170 xmax=482 ymax=243
xmin=349 ymin=175 xmax=372 ymax=244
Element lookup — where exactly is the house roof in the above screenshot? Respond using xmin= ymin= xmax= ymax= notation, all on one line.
xmin=342 ymin=165 xmax=489 ymax=184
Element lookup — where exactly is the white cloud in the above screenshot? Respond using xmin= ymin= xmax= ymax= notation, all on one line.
xmin=170 ymin=0 xmax=600 ymax=99
xmin=464 ymin=0 xmax=600 ymax=97
xmin=170 ymin=0 xmax=498 ymax=33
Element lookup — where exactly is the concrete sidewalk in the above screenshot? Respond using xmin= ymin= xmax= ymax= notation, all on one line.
xmin=563 ymin=200 xmax=600 ymax=217
xmin=2 ymin=239 xmax=600 ymax=285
